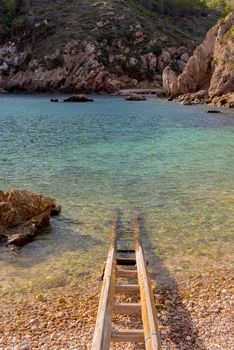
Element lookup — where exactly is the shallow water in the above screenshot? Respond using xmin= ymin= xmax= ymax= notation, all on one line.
xmin=0 ymin=94 xmax=233 ymax=296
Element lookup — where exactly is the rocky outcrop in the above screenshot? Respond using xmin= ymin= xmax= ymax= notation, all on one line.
xmin=163 ymin=11 xmax=234 ymax=107
xmin=176 ymin=91 xmax=234 ymax=108
xmin=0 ymin=189 xmax=58 ymax=246
xmin=162 ymin=66 xmax=178 ymax=96
xmin=63 ymin=95 xmax=93 ymax=102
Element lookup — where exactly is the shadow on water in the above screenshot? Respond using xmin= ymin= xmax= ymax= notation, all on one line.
xmin=0 ymin=215 xmax=101 ymax=267
xmin=136 ymin=212 xmax=206 ymax=350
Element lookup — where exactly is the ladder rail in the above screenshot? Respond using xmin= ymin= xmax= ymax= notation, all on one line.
xmin=135 ymin=239 xmax=162 ymax=350
xmin=91 ymin=211 xmax=162 ymax=349
xmin=90 ymin=213 xmax=118 ymax=350
xmin=133 ymin=211 xmax=162 ymax=350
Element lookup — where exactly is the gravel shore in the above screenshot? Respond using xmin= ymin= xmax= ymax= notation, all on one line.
xmin=0 ymin=271 xmax=233 ymax=350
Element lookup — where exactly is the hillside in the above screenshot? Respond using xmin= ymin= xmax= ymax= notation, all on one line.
xmin=0 ymin=0 xmax=227 ymax=92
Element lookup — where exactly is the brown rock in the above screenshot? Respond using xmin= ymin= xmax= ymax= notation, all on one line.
xmin=165 ymin=12 xmax=234 ymax=107
xmin=162 ymin=66 xmax=178 ymax=97
xmin=7 ymin=210 xmax=51 ymax=246
xmin=63 ymin=94 xmax=93 ymax=102
xmin=125 ymin=94 xmax=146 ymax=101
xmin=0 ymin=189 xmax=55 ymax=227
xmin=0 ymin=189 xmax=58 ymax=246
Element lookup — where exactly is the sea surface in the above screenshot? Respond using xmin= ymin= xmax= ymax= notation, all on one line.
xmin=0 ymin=94 xmax=233 ymax=296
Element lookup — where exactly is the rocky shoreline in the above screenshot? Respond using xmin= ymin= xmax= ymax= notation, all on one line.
xmin=0 ymin=270 xmax=232 ymax=350
xmin=163 ymin=12 xmax=234 ymax=109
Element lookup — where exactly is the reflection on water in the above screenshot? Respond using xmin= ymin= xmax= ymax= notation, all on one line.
xmin=0 ymin=94 xmax=233 ymax=296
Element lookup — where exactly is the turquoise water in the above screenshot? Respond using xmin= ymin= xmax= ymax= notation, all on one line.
xmin=0 ymin=94 xmax=233 ymax=295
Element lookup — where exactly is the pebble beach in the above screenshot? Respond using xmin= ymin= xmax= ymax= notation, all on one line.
xmin=0 ymin=269 xmax=233 ymax=350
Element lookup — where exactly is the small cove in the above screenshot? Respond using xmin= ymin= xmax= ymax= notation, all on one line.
xmin=0 ymin=94 xmax=233 ymax=297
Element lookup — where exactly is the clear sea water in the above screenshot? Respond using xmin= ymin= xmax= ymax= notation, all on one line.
xmin=0 ymin=94 xmax=233 ymax=296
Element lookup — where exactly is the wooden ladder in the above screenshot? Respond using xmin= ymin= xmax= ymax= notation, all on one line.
xmin=90 ymin=212 xmax=162 ymax=350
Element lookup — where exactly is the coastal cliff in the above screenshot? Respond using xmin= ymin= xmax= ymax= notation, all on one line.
xmin=163 ymin=11 xmax=234 ymax=107
xmin=0 ymin=0 xmax=219 ymax=93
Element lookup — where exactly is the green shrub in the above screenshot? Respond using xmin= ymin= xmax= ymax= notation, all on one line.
xmin=3 ymin=0 xmax=17 ymax=17
xmin=149 ymin=44 xmax=162 ymax=55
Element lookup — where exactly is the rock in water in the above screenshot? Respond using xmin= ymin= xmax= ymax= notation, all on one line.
xmin=0 ymin=189 xmax=59 ymax=246
xmin=63 ymin=95 xmax=94 ymax=102
xmin=51 ymin=205 xmax=61 ymax=216
xmin=7 ymin=210 xmax=51 ymax=246
xmin=207 ymin=110 xmax=221 ymax=113
xmin=125 ymin=94 xmax=146 ymax=101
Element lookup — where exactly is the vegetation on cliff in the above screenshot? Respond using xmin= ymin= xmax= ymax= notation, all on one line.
xmin=0 ymin=1 xmax=233 ymax=93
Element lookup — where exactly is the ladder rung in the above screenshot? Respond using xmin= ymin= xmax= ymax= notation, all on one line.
xmin=117 ymin=258 xmax=136 ymax=266
xmin=115 ymin=284 xmax=140 ymax=295
xmin=114 ymin=303 xmax=141 ymax=315
xmin=117 ymin=249 xmax=135 ymax=253
xmin=116 ymin=269 xmax=138 ymax=278
xmin=111 ymin=329 xmax=144 ymax=343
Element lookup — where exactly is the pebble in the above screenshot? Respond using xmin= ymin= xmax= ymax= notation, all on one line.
xmin=0 ymin=272 xmax=233 ymax=350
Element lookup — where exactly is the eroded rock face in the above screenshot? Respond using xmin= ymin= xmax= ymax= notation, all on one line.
xmin=0 ymin=31 xmax=192 ymax=94
xmin=162 ymin=66 xmax=178 ymax=97
xmin=0 ymin=189 xmax=57 ymax=246
xmin=164 ymin=11 xmax=234 ymax=107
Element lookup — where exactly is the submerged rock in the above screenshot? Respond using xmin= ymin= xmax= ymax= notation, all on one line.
xmin=0 ymin=189 xmax=59 ymax=246
xmin=63 ymin=94 xmax=94 ymax=102
xmin=125 ymin=93 xmax=146 ymax=101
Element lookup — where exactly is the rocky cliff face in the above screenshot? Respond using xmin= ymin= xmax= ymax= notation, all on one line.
xmin=0 ymin=0 xmax=219 ymax=93
xmin=163 ymin=11 xmax=234 ymax=107
xmin=0 ymin=38 xmax=191 ymax=93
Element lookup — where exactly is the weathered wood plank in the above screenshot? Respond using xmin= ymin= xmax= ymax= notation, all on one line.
xmin=111 ymin=329 xmax=144 ymax=342
xmin=116 ymin=269 xmax=138 ymax=279
xmin=113 ymin=302 xmax=141 ymax=315
xmin=135 ymin=239 xmax=162 ymax=350
xmin=115 ymin=284 xmax=140 ymax=295
xmin=91 ymin=212 xmax=118 ymax=350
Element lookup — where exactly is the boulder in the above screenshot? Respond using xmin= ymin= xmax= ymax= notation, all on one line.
xmin=0 ymin=189 xmax=59 ymax=246
xmin=207 ymin=110 xmax=221 ymax=113
xmin=7 ymin=210 xmax=51 ymax=246
xmin=162 ymin=66 xmax=178 ymax=97
xmin=63 ymin=94 xmax=94 ymax=102
xmin=50 ymin=98 xmax=59 ymax=102
xmin=125 ymin=94 xmax=146 ymax=101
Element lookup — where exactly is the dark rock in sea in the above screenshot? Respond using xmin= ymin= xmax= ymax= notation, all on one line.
xmin=7 ymin=210 xmax=51 ymax=246
xmin=51 ymin=98 xmax=59 ymax=102
xmin=51 ymin=205 xmax=61 ymax=216
xmin=63 ymin=94 xmax=94 ymax=103
xmin=125 ymin=94 xmax=146 ymax=101
xmin=207 ymin=110 xmax=221 ymax=113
